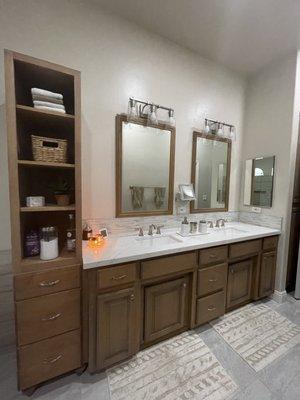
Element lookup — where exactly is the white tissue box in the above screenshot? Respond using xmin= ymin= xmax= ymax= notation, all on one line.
xmin=26 ymin=196 xmax=45 ymax=207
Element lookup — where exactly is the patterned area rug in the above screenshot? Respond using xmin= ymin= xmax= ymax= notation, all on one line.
xmin=107 ymin=331 xmax=237 ymax=400
xmin=211 ymin=303 xmax=300 ymax=372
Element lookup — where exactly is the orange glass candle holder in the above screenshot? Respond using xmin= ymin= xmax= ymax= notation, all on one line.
xmin=88 ymin=234 xmax=104 ymax=248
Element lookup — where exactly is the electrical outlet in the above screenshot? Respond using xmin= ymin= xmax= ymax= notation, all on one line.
xmin=251 ymin=207 xmax=262 ymax=213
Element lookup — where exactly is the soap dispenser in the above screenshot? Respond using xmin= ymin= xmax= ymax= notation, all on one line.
xmin=181 ymin=216 xmax=189 ymax=236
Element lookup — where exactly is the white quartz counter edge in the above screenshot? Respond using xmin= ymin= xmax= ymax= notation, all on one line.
xmin=82 ymin=222 xmax=281 ymax=270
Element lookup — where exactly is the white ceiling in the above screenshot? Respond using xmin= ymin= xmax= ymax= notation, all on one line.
xmin=95 ymin=0 xmax=300 ymax=75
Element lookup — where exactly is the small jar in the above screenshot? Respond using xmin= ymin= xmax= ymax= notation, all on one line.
xmin=40 ymin=226 xmax=58 ymax=260
xmin=199 ymin=220 xmax=208 ymax=233
xmin=190 ymin=221 xmax=198 ymax=234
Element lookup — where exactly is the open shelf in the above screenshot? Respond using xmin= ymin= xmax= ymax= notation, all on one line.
xmin=20 ymin=247 xmax=77 ymax=269
xmin=18 ymin=160 xmax=75 ymax=169
xmin=16 ymin=104 xmax=75 ymax=120
xmin=20 ymin=205 xmax=76 ymax=212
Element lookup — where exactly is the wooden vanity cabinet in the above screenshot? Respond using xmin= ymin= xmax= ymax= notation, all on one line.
xmin=259 ymin=251 xmax=276 ymax=298
xmin=227 ymin=259 xmax=253 ymax=309
xmin=96 ymin=287 xmax=137 ymax=370
xmin=144 ymin=276 xmax=189 ymax=343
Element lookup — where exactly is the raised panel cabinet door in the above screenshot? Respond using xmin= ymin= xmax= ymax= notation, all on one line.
xmin=227 ymin=259 xmax=253 ymax=309
xmin=144 ymin=277 xmax=189 ymax=343
xmin=259 ymin=251 xmax=276 ymax=298
xmin=96 ymin=287 xmax=136 ymax=370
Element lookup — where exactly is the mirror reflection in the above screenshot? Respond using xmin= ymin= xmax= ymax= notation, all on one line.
xmin=116 ymin=115 xmax=175 ymax=217
xmin=244 ymin=156 xmax=275 ymax=208
xmin=191 ymin=133 xmax=231 ymax=212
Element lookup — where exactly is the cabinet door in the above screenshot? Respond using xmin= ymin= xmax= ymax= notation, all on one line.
xmin=144 ymin=277 xmax=189 ymax=343
xmin=96 ymin=287 xmax=136 ymax=370
xmin=227 ymin=260 xmax=253 ymax=309
xmin=259 ymin=251 xmax=276 ymax=298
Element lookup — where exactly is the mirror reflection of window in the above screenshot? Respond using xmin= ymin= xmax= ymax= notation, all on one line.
xmin=192 ymin=136 xmax=230 ymax=211
xmin=244 ymin=156 xmax=275 ymax=208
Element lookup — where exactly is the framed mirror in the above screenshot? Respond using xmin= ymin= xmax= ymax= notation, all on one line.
xmin=116 ymin=114 xmax=175 ymax=217
xmin=191 ymin=131 xmax=231 ymax=213
xmin=244 ymin=156 xmax=275 ymax=208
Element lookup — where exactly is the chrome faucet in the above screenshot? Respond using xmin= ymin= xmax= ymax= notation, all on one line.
xmin=156 ymin=225 xmax=164 ymax=234
xmin=216 ymin=219 xmax=226 ymax=228
xmin=136 ymin=227 xmax=144 ymax=236
xmin=207 ymin=221 xmax=214 ymax=228
xmin=148 ymin=224 xmax=156 ymax=235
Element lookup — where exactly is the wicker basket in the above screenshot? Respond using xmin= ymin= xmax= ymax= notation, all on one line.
xmin=31 ymin=135 xmax=67 ymax=163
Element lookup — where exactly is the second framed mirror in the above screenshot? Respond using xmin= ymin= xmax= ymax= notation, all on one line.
xmin=191 ymin=131 xmax=231 ymax=213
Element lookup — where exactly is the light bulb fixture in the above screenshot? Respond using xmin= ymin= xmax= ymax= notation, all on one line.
xmin=127 ymin=98 xmax=137 ymax=120
xmin=127 ymin=97 xmax=175 ymax=127
xmin=204 ymin=118 xmax=236 ymax=141
xmin=148 ymin=104 xmax=158 ymax=125
xmin=169 ymin=109 xmax=175 ymax=126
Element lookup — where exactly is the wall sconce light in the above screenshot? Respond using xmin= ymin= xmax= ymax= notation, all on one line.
xmin=127 ymin=97 xmax=175 ymax=127
xmin=204 ymin=118 xmax=236 ymax=141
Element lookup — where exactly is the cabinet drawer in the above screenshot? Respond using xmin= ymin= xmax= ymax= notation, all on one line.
xmin=16 ymin=289 xmax=80 ymax=345
xmin=97 ymin=263 xmax=136 ymax=290
xmin=196 ymin=291 xmax=225 ymax=326
xmin=229 ymin=239 xmax=261 ymax=259
xmin=19 ymin=329 xmax=81 ymax=390
xmin=199 ymin=246 xmax=228 ymax=266
xmin=197 ymin=263 xmax=227 ymax=297
xmin=141 ymin=252 xmax=196 ymax=280
xmin=14 ymin=265 xmax=80 ymax=301
xmin=263 ymin=236 xmax=278 ymax=251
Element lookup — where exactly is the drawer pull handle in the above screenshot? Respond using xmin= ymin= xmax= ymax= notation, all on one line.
xmin=208 ymin=278 xmax=217 ymax=282
xmin=39 ymin=279 xmax=60 ymax=287
xmin=130 ymin=294 xmax=135 ymax=301
xmin=208 ymin=306 xmax=216 ymax=311
xmin=43 ymin=354 xmax=62 ymax=364
xmin=112 ymin=275 xmax=127 ymax=281
xmin=41 ymin=313 xmax=62 ymax=322
xmin=209 ymin=254 xmax=217 ymax=258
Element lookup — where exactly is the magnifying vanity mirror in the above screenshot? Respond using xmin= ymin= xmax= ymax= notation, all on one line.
xmin=116 ymin=114 xmax=175 ymax=217
xmin=191 ymin=131 xmax=231 ymax=213
xmin=244 ymin=156 xmax=275 ymax=208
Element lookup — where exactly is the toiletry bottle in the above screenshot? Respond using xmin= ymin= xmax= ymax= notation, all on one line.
xmin=66 ymin=214 xmax=76 ymax=251
xmin=181 ymin=216 xmax=189 ymax=235
xmin=82 ymin=224 xmax=92 ymax=240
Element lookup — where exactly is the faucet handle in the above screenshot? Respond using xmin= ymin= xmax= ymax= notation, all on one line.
xmin=156 ymin=225 xmax=164 ymax=234
xmin=135 ymin=227 xmax=144 ymax=236
xmin=207 ymin=221 xmax=214 ymax=228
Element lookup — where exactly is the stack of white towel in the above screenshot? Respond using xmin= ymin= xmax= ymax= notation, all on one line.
xmin=31 ymin=88 xmax=66 ymax=114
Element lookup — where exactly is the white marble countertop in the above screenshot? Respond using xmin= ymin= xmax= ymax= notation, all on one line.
xmin=82 ymin=222 xmax=280 ymax=269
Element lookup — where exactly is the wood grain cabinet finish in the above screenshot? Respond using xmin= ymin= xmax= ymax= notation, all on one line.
xmin=141 ymin=252 xmax=196 ymax=280
xmin=96 ymin=287 xmax=137 ymax=370
xmin=263 ymin=236 xmax=278 ymax=251
xmin=16 ymin=288 xmax=80 ymax=345
xmin=199 ymin=246 xmax=228 ymax=266
xmin=227 ymin=260 xmax=253 ymax=309
xmin=144 ymin=277 xmax=189 ymax=343
xmin=196 ymin=291 xmax=225 ymax=325
xmin=14 ymin=265 xmax=80 ymax=300
xmin=97 ymin=263 xmax=136 ymax=290
xmin=197 ymin=263 xmax=228 ymax=297
xmin=19 ymin=329 xmax=81 ymax=390
xmin=259 ymin=251 xmax=276 ymax=298
xmin=229 ymin=240 xmax=261 ymax=259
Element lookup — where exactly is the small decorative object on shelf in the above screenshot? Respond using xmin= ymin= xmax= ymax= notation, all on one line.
xmin=26 ymin=196 xmax=45 ymax=207
xmin=88 ymin=234 xmax=104 ymax=248
xmin=66 ymin=214 xmax=76 ymax=252
xmin=40 ymin=226 xmax=58 ymax=260
xmin=24 ymin=229 xmax=40 ymax=257
xmin=48 ymin=178 xmax=71 ymax=206
xmin=31 ymin=135 xmax=68 ymax=163
xmin=82 ymin=223 xmax=93 ymax=241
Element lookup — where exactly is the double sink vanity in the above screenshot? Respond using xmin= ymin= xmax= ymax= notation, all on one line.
xmin=82 ymin=221 xmax=280 ymax=372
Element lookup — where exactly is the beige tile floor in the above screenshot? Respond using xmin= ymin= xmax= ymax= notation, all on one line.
xmin=0 ymin=295 xmax=299 ymax=400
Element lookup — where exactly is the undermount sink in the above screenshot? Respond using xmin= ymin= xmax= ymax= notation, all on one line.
xmin=135 ymin=234 xmax=183 ymax=245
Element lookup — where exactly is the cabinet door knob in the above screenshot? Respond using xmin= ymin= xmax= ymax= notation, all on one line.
xmin=182 ymin=283 xmax=187 ymax=288
xmin=130 ymin=294 xmax=135 ymax=301
xmin=230 ymin=269 xmax=235 ymax=274
xmin=43 ymin=354 xmax=62 ymax=364
xmin=41 ymin=313 xmax=61 ymax=322
xmin=39 ymin=279 xmax=60 ymax=287
xmin=112 ymin=275 xmax=127 ymax=281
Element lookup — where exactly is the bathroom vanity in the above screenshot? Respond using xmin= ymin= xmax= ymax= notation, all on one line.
xmin=82 ymin=223 xmax=280 ymax=372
